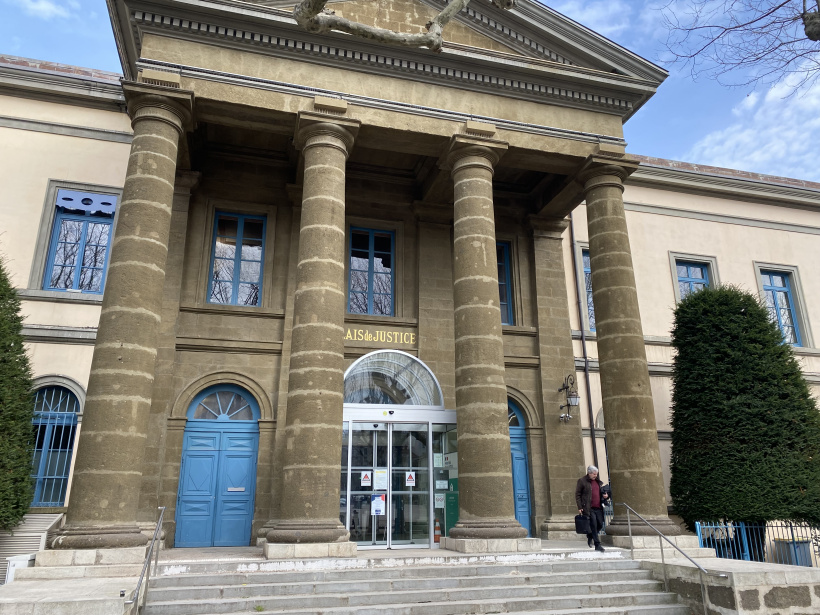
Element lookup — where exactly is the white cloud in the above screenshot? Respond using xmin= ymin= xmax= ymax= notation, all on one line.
xmin=684 ymin=80 xmax=820 ymax=182
xmin=8 ymin=0 xmax=74 ymax=19
xmin=549 ymin=1 xmax=635 ymax=38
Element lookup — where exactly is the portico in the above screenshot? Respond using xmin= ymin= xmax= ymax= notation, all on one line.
xmin=50 ymin=0 xmax=674 ymax=556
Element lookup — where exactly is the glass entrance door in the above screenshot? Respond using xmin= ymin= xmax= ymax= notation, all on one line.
xmin=343 ymin=422 xmax=430 ymax=548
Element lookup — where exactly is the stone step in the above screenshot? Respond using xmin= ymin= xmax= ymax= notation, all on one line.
xmin=152 ymin=556 xmax=639 ymax=584
xmin=148 ymin=577 xmax=663 ymax=605
xmin=624 ymin=547 xmax=715 ymax=560
xmin=146 ymin=591 xmax=683 ymax=615
xmin=14 ymin=563 xmax=143 ymax=580
xmin=149 ymin=568 xmax=654 ymax=600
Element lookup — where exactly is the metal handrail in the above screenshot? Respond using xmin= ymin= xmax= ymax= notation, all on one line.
xmin=615 ymin=502 xmax=727 ymax=615
xmin=124 ymin=506 xmax=165 ymax=610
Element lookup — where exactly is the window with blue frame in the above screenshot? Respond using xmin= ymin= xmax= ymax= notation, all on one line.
xmin=348 ymin=228 xmax=394 ymax=316
xmin=208 ymin=213 xmax=266 ymax=306
xmin=582 ymin=249 xmax=596 ymax=331
xmin=497 ymin=242 xmax=513 ymax=325
xmin=676 ymin=261 xmax=710 ymax=299
xmin=43 ymin=189 xmax=116 ymax=294
xmin=30 ymin=386 xmax=80 ymax=507
xmin=761 ymin=270 xmax=802 ymax=346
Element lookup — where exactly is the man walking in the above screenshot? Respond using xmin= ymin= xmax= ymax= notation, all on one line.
xmin=576 ymin=465 xmax=606 ymax=552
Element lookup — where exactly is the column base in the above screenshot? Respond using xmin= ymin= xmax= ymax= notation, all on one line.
xmin=50 ymin=525 xmax=150 ymax=550
xmin=605 ymin=516 xmax=683 ymax=536
xmin=448 ymin=518 xmax=527 ymax=540
xmin=264 ymin=540 xmax=357 ymax=559
xmin=441 ymin=536 xmax=541 ymax=553
xmin=266 ymin=519 xmax=349 ymax=544
xmin=539 ymin=516 xmax=582 ymax=540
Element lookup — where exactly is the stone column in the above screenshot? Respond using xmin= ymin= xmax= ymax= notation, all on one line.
xmin=443 ymin=135 xmax=527 ymax=545
xmin=530 ymin=218 xmax=587 ymax=539
xmin=54 ymin=84 xmax=192 ymax=549
xmin=265 ymin=113 xmax=359 ymax=558
xmin=138 ymin=171 xmax=199 ymax=530
xmin=581 ymin=163 xmax=679 ymax=536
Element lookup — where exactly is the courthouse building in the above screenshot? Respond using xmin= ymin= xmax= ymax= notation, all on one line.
xmin=1 ymin=0 xmax=819 ymax=554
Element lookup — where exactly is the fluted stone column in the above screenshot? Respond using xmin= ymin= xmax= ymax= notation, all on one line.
xmin=444 ymin=136 xmax=527 ymax=544
xmin=54 ymin=84 xmax=192 ymax=549
xmin=582 ymin=163 xmax=679 ymax=536
xmin=265 ymin=113 xmax=359 ymax=557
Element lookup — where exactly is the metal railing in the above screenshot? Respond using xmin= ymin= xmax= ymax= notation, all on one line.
xmin=617 ymin=503 xmax=727 ymax=615
xmin=124 ymin=506 xmax=165 ymax=612
xmin=696 ymin=520 xmax=819 ymax=567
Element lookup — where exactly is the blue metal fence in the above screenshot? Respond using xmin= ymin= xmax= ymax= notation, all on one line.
xmin=696 ymin=520 xmax=819 ymax=567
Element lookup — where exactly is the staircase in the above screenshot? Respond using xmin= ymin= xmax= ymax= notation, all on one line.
xmin=145 ymin=554 xmax=691 ymax=615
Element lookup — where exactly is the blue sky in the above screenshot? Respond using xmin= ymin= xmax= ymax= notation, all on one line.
xmin=2 ymin=0 xmax=816 ymax=181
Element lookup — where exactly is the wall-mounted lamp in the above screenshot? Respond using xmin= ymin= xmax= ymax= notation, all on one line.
xmin=558 ymin=374 xmax=580 ymax=422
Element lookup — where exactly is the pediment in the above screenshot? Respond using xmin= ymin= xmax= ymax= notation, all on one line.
xmin=246 ymin=0 xmax=666 ymax=81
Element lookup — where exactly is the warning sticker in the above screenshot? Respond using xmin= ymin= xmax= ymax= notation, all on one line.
xmin=361 ymin=472 xmax=371 ymax=487
xmin=405 ymin=472 xmax=416 ymax=487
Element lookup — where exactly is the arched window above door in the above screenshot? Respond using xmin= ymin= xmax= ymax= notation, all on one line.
xmin=508 ymin=400 xmax=526 ymax=428
xmin=187 ymin=384 xmax=260 ymax=421
xmin=343 ymin=350 xmax=444 ymax=407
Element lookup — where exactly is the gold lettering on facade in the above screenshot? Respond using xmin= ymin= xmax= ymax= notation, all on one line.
xmin=343 ymin=327 xmax=416 ymax=347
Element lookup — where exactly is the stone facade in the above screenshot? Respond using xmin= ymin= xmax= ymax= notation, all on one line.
xmin=1 ymin=0 xmax=819 ymax=556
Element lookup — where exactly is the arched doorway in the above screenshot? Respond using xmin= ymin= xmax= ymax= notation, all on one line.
xmin=508 ymin=399 xmax=532 ymax=536
xmin=341 ymin=350 xmax=457 ymax=549
xmin=175 ymin=384 xmax=260 ymax=547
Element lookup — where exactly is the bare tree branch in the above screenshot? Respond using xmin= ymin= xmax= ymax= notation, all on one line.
xmin=292 ymin=0 xmax=515 ymax=52
xmin=662 ymin=0 xmax=820 ymax=91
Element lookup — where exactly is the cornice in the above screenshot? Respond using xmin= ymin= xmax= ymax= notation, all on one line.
xmin=0 ymin=64 xmax=125 ymax=111
xmin=628 ymin=164 xmax=820 ymax=210
xmin=126 ymin=5 xmax=656 ymax=119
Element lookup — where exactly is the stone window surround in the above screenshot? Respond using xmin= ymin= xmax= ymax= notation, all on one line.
xmin=345 ymin=216 xmax=404 ymax=319
xmin=753 ymin=261 xmax=814 ymax=349
xmin=26 ymin=179 xmax=123 ymax=303
xmin=195 ymin=197 xmax=277 ymax=309
xmin=667 ymin=251 xmax=721 ymax=304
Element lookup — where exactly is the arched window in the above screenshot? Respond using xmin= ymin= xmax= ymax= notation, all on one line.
xmin=343 ymin=350 xmax=444 ymax=407
xmin=31 ymin=386 xmax=81 ymax=507
xmin=508 ymin=402 xmax=526 ymax=428
xmin=186 ymin=384 xmax=260 ymax=422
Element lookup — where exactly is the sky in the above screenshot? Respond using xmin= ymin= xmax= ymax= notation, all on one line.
xmin=1 ymin=0 xmax=817 ymax=181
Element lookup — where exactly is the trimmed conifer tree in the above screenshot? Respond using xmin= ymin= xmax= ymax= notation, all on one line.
xmin=0 ymin=258 xmax=34 ymax=530
xmin=670 ymin=285 xmax=820 ymax=531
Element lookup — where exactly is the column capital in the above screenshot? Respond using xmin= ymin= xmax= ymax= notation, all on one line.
xmin=528 ymin=216 xmax=568 ymax=240
xmin=122 ymin=81 xmax=194 ymax=135
xmin=576 ymin=154 xmax=640 ymax=194
xmin=174 ymin=171 xmax=201 ymax=195
xmin=295 ymin=112 xmax=360 ymax=158
xmin=441 ymin=134 xmax=508 ymax=175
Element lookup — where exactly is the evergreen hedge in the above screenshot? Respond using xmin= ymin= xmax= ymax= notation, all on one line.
xmin=0 ymin=258 xmax=34 ymax=530
xmin=670 ymin=285 xmax=820 ymax=531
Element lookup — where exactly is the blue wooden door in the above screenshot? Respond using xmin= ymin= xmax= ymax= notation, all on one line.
xmin=214 ymin=433 xmax=258 ymax=546
xmin=176 ymin=429 xmax=258 ymax=547
xmin=508 ymin=401 xmax=532 ymax=536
